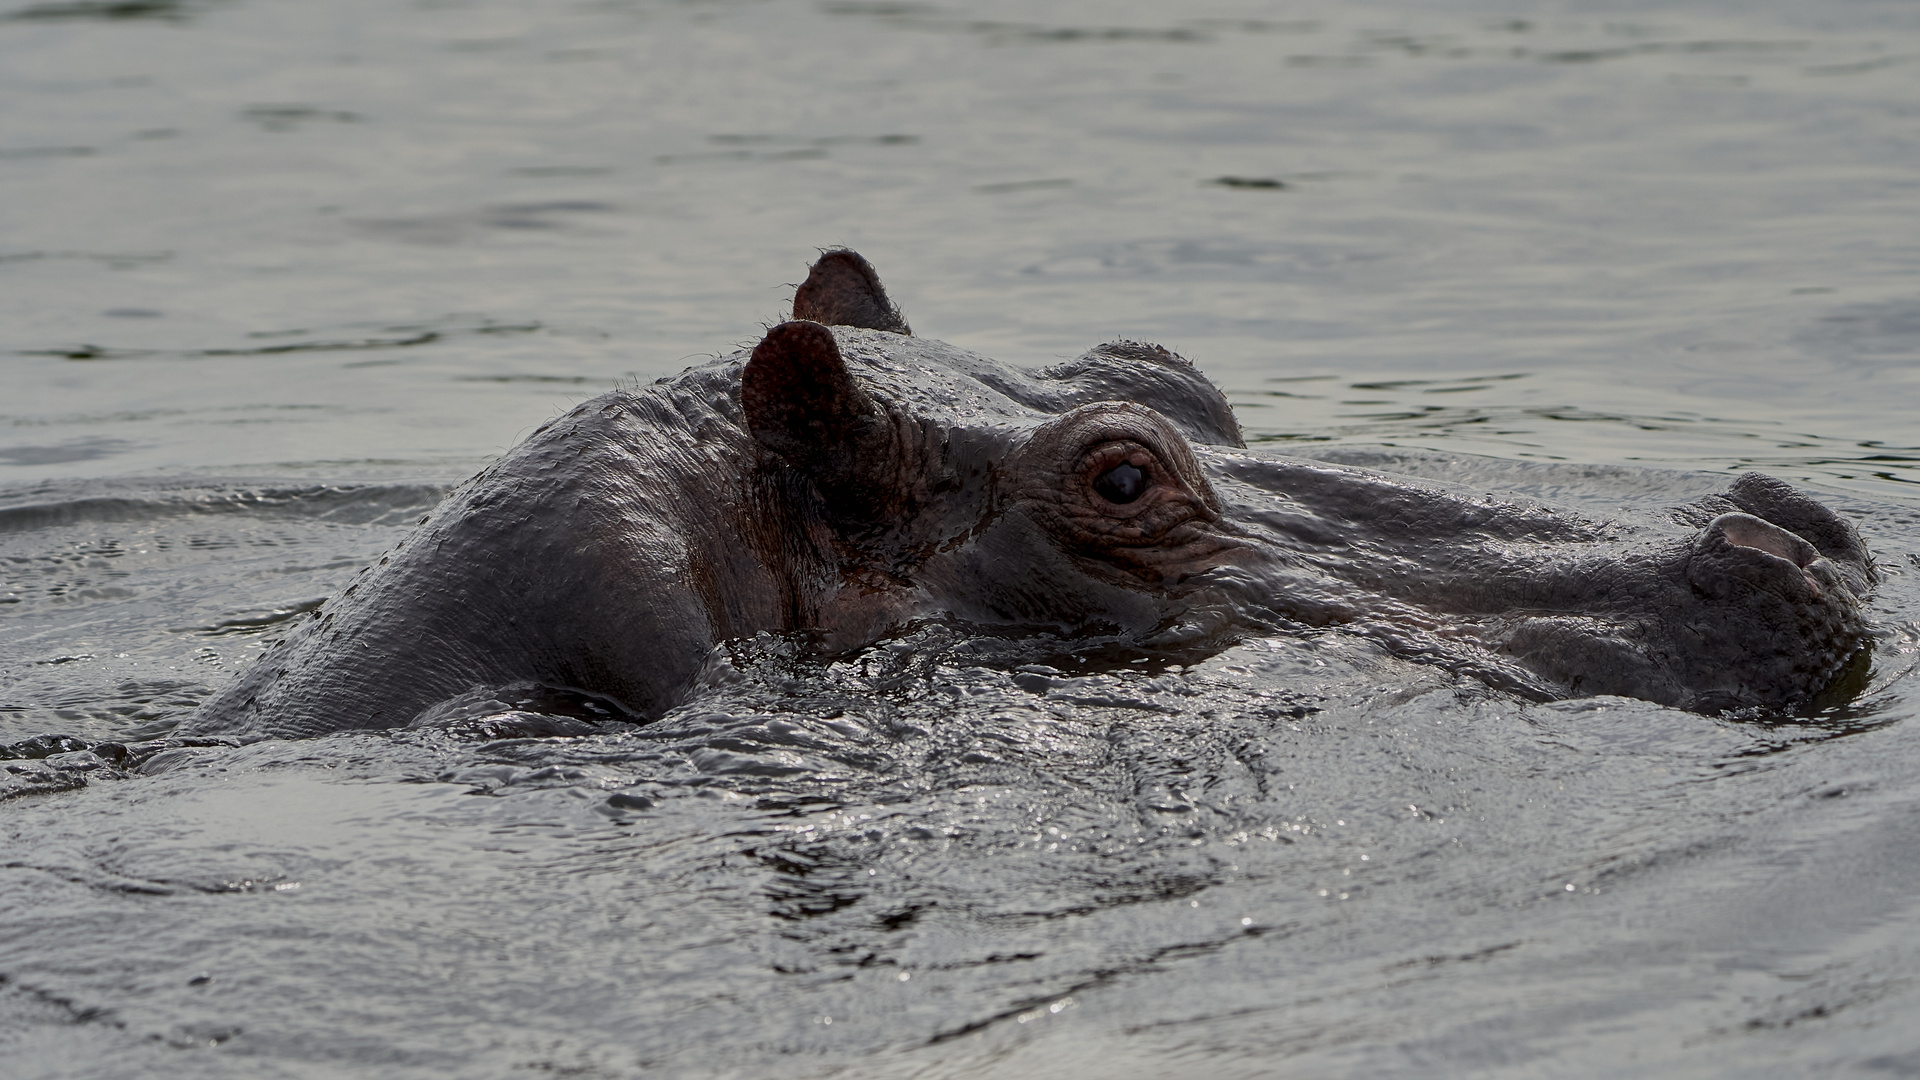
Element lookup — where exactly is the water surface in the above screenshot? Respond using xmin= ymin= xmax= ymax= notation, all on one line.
xmin=4 ymin=0 xmax=1920 ymax=1076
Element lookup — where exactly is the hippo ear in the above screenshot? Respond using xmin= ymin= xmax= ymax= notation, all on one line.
xmin=742 ymin=320 xmax=896 ymax=515
xmin=792 ymin=249 xmax=912 ymax=335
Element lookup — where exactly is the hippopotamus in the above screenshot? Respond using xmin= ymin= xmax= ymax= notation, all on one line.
xmin=182 ymin=250 xmax=1876 ymax=738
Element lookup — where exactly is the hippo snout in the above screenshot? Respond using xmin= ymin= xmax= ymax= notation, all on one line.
xmin=1662 ymin=508 xmax=1871 ymax=710
xmin=1201 ymin=458 xmax=1876 ymax=712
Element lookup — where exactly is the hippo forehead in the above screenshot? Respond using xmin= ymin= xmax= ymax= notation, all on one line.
xmin=822 ymin=326 xmax=1245 ymax=448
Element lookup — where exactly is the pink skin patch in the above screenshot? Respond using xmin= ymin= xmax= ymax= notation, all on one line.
xmin=1717 ymin=514 xmax=1823 ymax=595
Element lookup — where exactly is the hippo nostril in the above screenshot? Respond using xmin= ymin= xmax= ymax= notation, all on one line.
xmin=1094 ymin=462 xmax=1148 ymax=504
xmin=1717 ymin=514 xmax=1810 ymax=566
xmin=1696 ymin=513 xmax=1829 ymax=598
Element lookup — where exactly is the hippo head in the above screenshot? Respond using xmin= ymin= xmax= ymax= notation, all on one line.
xmin=181 ymin=251 xmax=1879 ymax=741
xmin=741 ymin=255 xmax=1257 ymax=656
xmin=742 ymin=251 xmax=1876 ymax=713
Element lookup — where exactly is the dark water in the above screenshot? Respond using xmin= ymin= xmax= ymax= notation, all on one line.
xmin=4 ymin=0 xmax=1920 ymax=1076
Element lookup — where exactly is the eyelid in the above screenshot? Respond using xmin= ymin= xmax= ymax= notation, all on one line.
xmin=1081 ymin=438 xmax=1156 ymax=472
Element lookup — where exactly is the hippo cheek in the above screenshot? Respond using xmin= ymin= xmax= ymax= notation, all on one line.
xmin=910 ymin=513 xmax=1176 ymax=635
xmin=814 ymin=579 xmax=925 ymax=653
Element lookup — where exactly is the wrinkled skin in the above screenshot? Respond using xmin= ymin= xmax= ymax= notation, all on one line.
xmin=185 ymin=251 xmax=1876 ymax=738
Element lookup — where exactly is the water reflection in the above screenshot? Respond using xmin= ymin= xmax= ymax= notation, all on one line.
xmin=1237 ymin=377 xmax=1920 ymax=491
xmin=0 ymin=436 xmax=133 ymax=465
xmin=4 ymin=0 xmax=194 ymax=21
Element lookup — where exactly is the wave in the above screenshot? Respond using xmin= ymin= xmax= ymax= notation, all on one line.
xmin=0 ymin=478 xmax=451 ymax=533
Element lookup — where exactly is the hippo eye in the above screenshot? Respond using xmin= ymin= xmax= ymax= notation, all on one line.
xmin=1093 ymin=462 xmax=1148 ymax=504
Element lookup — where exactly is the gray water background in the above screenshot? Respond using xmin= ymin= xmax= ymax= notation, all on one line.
xmin=4 ymin=0 xmax=1920 ymax=1076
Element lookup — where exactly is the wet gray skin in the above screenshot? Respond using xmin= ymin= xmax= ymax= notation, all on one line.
xmin=184 ymin=251 xmax=1878 ymax=739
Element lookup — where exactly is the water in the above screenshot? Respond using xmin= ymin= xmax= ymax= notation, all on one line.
xmin=3 ymin=0 xmax=1919 ymax=1075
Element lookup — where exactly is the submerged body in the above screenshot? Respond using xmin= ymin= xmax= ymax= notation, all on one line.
xmin=186 ymin=252 xmax=1875 ymax=738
